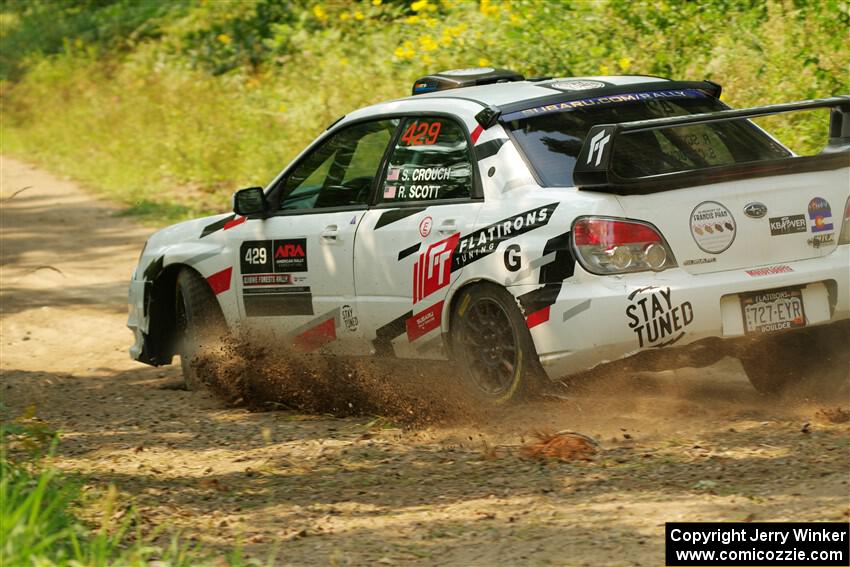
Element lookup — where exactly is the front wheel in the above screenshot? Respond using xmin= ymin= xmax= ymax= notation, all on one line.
xmin=175 ymin=268 xmax=227 ymax=390
xmin=449 ymin=284 xmax=543 ymax=404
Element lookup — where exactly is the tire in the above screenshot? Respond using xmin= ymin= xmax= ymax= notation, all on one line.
xmin=738 ymin=322 xmax=850 ymax=397
xmin=175 ymin=268 xmax=227 ymax=390
xmin=449 ymin=283 xmax=544 ymax=404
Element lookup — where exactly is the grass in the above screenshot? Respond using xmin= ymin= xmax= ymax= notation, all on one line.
xmin=0 ymin=405 xmax=274 ymax=566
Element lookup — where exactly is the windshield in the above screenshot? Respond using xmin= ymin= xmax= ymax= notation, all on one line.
xmin=504 ymin=89 xmax=792 ymax=187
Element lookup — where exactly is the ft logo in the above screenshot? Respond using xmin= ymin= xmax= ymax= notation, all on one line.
xmin=586 ymin=128 xmax=612 ymax=167
xmin=413 ymin=233 xmax=459 ymax=304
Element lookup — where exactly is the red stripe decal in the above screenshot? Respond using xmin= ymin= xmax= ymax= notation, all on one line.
xmin=294 ymin=317 xmax=337 ymax=352
xmin=470 ymin=125 xmax=484 ymax=144
xmin=223 ymin=216 xmax=247 ymax=231
xmin=206 ymin=267 xmax=233 ymax=295
xmin=406 ymin=301 xmax=443 ymax=342
xmin=526 ymin=306 xmax=550 ymax=329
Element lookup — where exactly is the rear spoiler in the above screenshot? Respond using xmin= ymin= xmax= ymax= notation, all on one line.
xmin=574 ymin=95 xmax=850 ymax=194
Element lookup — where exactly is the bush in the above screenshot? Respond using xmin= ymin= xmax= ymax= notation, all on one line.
xmin=1 ymin=0 xmax=848 ymax=223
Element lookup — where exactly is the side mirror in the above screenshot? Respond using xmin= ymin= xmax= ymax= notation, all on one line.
xmin=232 ymin=187 xmax=266 ymax=217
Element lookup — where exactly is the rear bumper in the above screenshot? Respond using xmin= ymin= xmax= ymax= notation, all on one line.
xmin=522 ymin=246 xmax=850 ymax=379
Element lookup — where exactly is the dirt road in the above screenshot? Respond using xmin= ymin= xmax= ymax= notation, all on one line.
xmin=1 ymin=156 xmax=848 ymax=566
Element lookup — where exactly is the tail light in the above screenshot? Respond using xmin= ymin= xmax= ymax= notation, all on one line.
xmin=572 ymin=217 xmax=677 ymax=275
xmin=838 ymin=196 xmax=850 ymax=245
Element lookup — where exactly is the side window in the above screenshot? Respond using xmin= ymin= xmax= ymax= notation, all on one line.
xmin=279 ymin=119 xmax=398 ymax=211
xmin=380 ymin=117 xmax=473 ymax=203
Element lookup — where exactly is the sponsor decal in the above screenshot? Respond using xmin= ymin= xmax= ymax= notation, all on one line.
xmin=243 ymin=286 xmax=313 ymax=317
xmin=808 ymin=233 xmax=835 ymax=248
xmin=397 ymin=242 xmax=421 ymax=261
xmin=413 ymin=234 xmax=459 ymax=304
xmin=808 ymin=197 xmax=834 ymax=233
xmin=503 ymin=244 xmax=521 ymax=272
xmin=418 ymin=216 xmax=433 ymax=238
xmin=743 ymin=202 xmax=768 ymax=219
xmin=682 ymin=257 xmax=717 ymax=266
xmin=383 ymin=185 xmax=397 ymax=199
xmin=769 ymin=214 xmax=807 ymax=236
xmin=508 ymin=89 xmax=709 ymax=120
xmin=551 ymin=79 xmax=606 ymax=91
xmin=625 ymin=286 xmax=693 ymax=348
xmin=242 ymin=273 xmax=292 ymax=286
xmin=386 ymin=167 xmax=401 ymax=181
xmin=341 ymin=304 xmax=358 ymax=332
xmin=274 ymin=238 xmax=307 ymax=272
xmin=690 ymin=201 xmax=736 ymax=253
xmin=406 ymin=301 xmax=444 ymax=341
xmin=206 ymin=267 xmax=233 ymax=295
xmin=240 ymin=239 xmax=308 ymax=275
xmin=349 ymin=215 xmax=357 ymax=225
xmin=745 ymin=265 xmax=794 ymax=277
xmin=586 ymin=129 xmax=611 ymax=167
xmin=453 ymin=203 xmax=558 ymax=270
xmin=407 ymin=204 xmax=559 ymax=304
xmin=470 ymin=124 xmax=484 ymax=144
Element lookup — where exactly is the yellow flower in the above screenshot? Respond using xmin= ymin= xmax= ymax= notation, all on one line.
xmin=439 ymin=31 xmax=453 ymax=47
xmin=405 ymin=15 xmax=420 ymax=24
xmin=312 ymin=5 xmax=327 ymax=21
xmin=419 ymin=35 xmax=438 ymax=51
xmin=425 ymin=17 xmax=437 ymax=27
xmin=394 ymin=40 xmax=416 ymax=60
xmin=599 ymin=64 xmax=610 ymax=75
xmin=217 ymin=33 xmax=232 ymax=45
xmin=618 ymin=57 xmax=632 ymax=72
xmin=372 ymin=0 xmax=381 ymax=5
xmin=340 ymin=57 xmax=349 ymax=65
xmin=421 ymin=54 xmax=435 ymax=64
xmin=339 ymin=11 xmax=350 ymax=20
xmin=278 ymin=103 xmax=287 ymax=113
xmin=354 ymin=10 xmax=364 ymax=20
xmin=411 ymin=0 xmax=430 ymax=11
xmin=478 ymin=57 xmax=490 ymax=67
xmin=480 ymin=0 xmax=499 ymax=16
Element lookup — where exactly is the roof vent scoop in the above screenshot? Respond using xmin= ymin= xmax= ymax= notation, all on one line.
xmin=412 ymin=67 xmax=524 ymax=96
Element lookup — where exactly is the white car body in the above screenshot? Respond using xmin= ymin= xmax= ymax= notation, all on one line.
xmin=128 ymin=73 xmax=850 ymax=385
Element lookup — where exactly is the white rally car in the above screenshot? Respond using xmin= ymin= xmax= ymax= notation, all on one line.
xmin=128 ymin=69 xmax=850 ymax=403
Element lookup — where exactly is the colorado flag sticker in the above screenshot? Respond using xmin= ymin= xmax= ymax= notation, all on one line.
xmin=808 ymin=197 xmax=833 ymax=233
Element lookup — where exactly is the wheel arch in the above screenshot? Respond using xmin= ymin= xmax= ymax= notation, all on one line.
xmin=145 ymin=263 xmax=221 ymax=365
xmin=444 ymin=276 xmax=523 ymax=334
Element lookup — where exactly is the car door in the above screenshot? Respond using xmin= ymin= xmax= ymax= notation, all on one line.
xmin=236 ymin=118 xmax=399 ymax=355
xmin=354 ymin=115 xmax=483 ymax=359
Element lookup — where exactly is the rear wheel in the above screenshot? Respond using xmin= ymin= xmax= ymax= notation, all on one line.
xmin=449 ymin=284 xmax=543 ymax=404
xmin=175 ymin=268 xmax=226 ymax=390
xmin=738 ymin=322 xmax=850 ymax=397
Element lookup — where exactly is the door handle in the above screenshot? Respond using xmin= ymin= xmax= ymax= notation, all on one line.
xmin=438 ymin=219 xmax=457 ymax=235
xmin=320 ymin=225 xmax=339 ymax=240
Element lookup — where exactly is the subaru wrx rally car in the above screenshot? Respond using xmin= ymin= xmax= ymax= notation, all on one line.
xmin=128 ymin=69 xmax=850 ymax=403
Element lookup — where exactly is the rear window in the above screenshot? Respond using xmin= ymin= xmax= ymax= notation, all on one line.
xmin=505 ymin=89 xmax=792 ymax=187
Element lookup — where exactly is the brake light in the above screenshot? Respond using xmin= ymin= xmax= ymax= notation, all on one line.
xmin=839 ymin=196 xmax=850 ymax=245
xmin=572 ymin=217 xmax=677 ymax=274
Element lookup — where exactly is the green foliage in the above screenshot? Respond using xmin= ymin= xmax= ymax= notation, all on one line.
xmin=1 ymin=0 xmax=848 ymax=223
xmin=0 ymin=405 xmax=212 ymax=566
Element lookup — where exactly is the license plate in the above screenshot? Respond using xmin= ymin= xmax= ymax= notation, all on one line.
xmin=740 ymin=287 xmax=806 ymax=335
